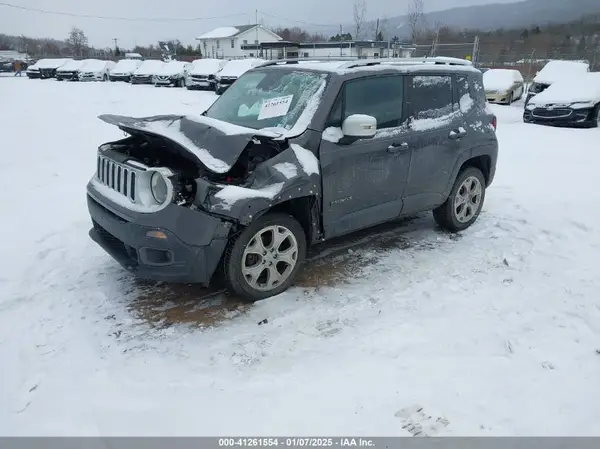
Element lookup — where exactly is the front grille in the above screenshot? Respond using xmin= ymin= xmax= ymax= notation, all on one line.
xmin=96 ymin=156 xmax=143 ymax=202
xmin=191 ymin=75 xmax=208 ymax=81
xmin=532 ymin=108 xmax=572 ymax=118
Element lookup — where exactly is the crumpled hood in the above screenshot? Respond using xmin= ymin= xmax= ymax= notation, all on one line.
xmin=98 ymin=114 xmax=284 ymax=174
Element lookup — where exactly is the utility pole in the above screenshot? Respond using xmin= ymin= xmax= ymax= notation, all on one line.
xmin=255 ymin=9 xmax=260 ymax=57
xmin=472 ymin=35 xmax=480 ymax=66
xmin=340 ymin=25 xmax=343 ymax=56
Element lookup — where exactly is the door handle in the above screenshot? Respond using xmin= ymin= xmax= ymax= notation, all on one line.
xmin=449 ymin=128 xmax=467 ymax=140
xmin=387 ymin=142 xmax=409 ymax=153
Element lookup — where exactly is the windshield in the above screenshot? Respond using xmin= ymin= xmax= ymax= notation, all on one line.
xmin=205 ymin=69 xmax=328 ymax=131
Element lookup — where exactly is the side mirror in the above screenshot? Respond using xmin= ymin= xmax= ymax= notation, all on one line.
xmin=342 ymin=114 xmax=377 ymax=138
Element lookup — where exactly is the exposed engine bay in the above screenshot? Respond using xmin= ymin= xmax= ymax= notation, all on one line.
xmin=99 ymin=130 xmax=288 ymax=208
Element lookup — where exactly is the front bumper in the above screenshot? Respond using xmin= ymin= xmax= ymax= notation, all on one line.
xmin=486 ymin=92 xmax=512 ymax=104
xmin=523 ymin=107 xmax=596 ymax=127
xmin=56 ymin=71 xmax=79 ymax=81
xmin=87 ymin=185 xmax=232 ymax=284
xmin=187 ymin=78 xmax=216 ymax=89
xmin=39 ymin=69 xmax=56 ymax=79
xmin=154 ymin=77 xmax=178 ymax=86
xmin=79 ymin=73 xmax=103 ymax=81
xmin=26 ymin=72 xmax=41 ymax=79
xmin=131 ymin=76 xmax=153 ymax=84
xmin=110 ymin=74 xmax=131 ymax=82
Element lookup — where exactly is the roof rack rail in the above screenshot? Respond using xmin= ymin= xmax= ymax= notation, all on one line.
xmin=257 ymin=57 xmax=359 ymax=67
xmin=340 ymin=56 xmax=473 ymax=69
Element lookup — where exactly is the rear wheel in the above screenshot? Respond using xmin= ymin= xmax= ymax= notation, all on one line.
xmin=223 ymin=213 xmax=307 ymax=301
xmin=433 ymin=167 xmax=486 ymax=233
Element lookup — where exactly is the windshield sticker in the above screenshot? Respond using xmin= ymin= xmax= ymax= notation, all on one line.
xmin=257 ymin=95 xmax=294 ymax=120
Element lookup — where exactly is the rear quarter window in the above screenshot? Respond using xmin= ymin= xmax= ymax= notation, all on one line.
xmin=407 ymin=74 xmax=454 ymax=120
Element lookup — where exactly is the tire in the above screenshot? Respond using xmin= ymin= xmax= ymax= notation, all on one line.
xmin=594 ymin=104 xmax=600 ymax=128
xmin=223 ymin=213 xmax=307 ymax=301
xmin=103 ymin=74 xmax=108 ymax=81
xmin=433 ymin=166 xmax=486 ymax=233
xmin=507 ymin=90 xmax=513 ymax=105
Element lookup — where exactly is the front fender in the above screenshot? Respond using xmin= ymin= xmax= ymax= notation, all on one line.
xmin=196 ymin=144 xmax=321 ymax=225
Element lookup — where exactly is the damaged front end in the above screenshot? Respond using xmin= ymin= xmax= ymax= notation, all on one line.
xmin=86 ymin=114 xmax=321 ymax=284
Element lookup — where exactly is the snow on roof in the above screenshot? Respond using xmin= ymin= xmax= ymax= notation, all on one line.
xmin=36 ymin=58 xmax=72 ymax=69
xmin=534 ymin=60 xmax=590 ymax=85
xmin=154 ymin=61 xmax=189 ymax=76
xmin=266 ymin=60 xmax=479 ymax=75
xmin=57 ymin=60 xmax=86 ymax=71
xmin=81 ymin=59 xmax=110 ymax=71
xmin=530 ymin=72 xmax=600 ymax=106
xmin=483 ymin=69 xmax=522 ymax=91
xmin=112 ymin=59 xmax=142 ymax=73
xmin=190 ymin=58 xmax=223 ymax=75
xmin=197 ymin=26 xmax=240 ymax=39
xmin=133 ymin=60 xmax=165 ymax=75
xmin=218 ymin=58 xmax=265 ymax=77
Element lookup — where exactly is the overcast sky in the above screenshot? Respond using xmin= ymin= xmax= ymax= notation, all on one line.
xmin=1 ymin=0 xmax=520 ymax=48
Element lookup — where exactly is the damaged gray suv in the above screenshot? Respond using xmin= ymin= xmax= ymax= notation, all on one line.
xmin=87 ymin=57 xmax=498 ymax=301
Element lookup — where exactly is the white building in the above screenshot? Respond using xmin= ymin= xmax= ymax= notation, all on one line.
xmin=242 ymin=41 xmax=416 ymax=60
xmin=196 ymin=24 xmax=282 ymax=59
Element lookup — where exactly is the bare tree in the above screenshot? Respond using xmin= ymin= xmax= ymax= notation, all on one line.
xmin=407 ymin=0 xmax=425 ymax=44
xmin=66 ymin=27 xmax=88 ymax=58
xmin=353 ymin=0 xmax=367 ymax=41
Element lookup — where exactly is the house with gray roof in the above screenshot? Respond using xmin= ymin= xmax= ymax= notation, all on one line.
xmin=195 ymin=24 xmax=282 ymax=59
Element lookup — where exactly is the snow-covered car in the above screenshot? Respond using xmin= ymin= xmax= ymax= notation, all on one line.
xmin=215 ymin=58 xmax=265 ymax=95
xmin=483 ymin=69 xmax=524 ymax=105
xmin=25 ymin=60 xmax=42 ymax=79
xmin=153 ymin=61 xmax=192 ymax=87
xmin=523 ymin=72 xmax=600 ymax=128
xmin=55 ymin=59 xmax=87 ymax=81
xmin=131 ymin=60 xmax=165 ymax=85
xmin=109 ymin=59 xmax=143 ymax=82
xmin=124 ymin=52 xmax=143 ymax=61
xmin=37 ymin=58 xmax=73 ymax=79
xmin=186 ymin=58 xmax=227 ymax=91
xmin=525 ymin=60 xmax=589 ymax=105
xmin=78 ymin=60 xmax=116 ymax=82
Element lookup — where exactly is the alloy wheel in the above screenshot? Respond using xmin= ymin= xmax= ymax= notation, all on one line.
xmin=241 ymin=225 xmax=299 ymax=292
xmin=454 ymin=176 xmax=483 ymax=223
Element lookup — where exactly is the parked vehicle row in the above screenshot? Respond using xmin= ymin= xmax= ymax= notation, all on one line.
xmin=25 ymin=56 xmax=266 ymax=93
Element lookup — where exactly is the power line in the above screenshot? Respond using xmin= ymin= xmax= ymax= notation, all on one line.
xmin=257 ymin=10 xmax=334 ymax=28
xmin=0 ymin=2 xmax=248 ymax=22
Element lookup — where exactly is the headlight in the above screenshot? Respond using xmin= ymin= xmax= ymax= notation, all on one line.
xmin=526 ymin=103 xmax=536 ymax=110
xmin=150 ymin=172 xmax=168 ymax=203
xmin=570 ymin=101 xmax=594 ymax=109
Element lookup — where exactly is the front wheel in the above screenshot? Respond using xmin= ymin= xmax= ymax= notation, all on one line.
xmin=433 ymin=167 xmax=486 ymax=233
xmin=223 ymin=213 xmax=307 ymax=301
xmin=103 ymin=73 xmax=108 ymax=81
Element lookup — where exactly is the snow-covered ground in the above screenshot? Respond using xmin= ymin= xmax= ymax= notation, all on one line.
xmin=1 ymin=77 xmax=600 ymax=436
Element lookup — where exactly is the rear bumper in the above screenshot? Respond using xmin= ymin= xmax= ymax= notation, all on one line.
xmin=86 ymin=187 xmax=232 ymax=284
xmin=523 ymin=107 xmax=596 ymax=127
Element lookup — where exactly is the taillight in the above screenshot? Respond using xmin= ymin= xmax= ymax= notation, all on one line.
xmin=491 ymin=116 xmax=497 ymax=130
